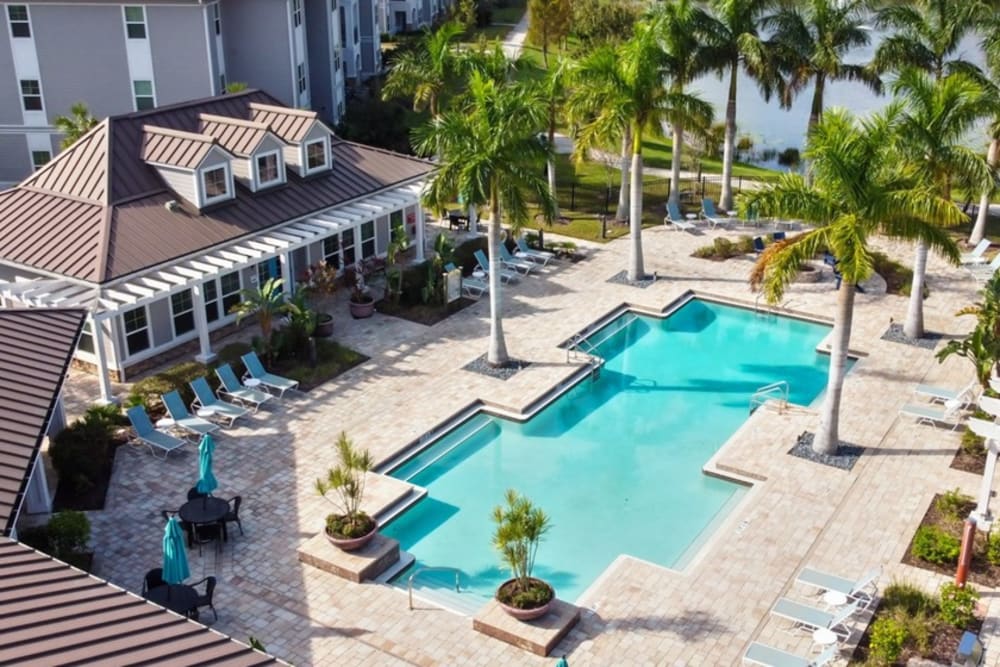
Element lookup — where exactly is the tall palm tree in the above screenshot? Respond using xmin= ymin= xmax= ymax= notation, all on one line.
xmin=540 ymin=58 xmax=571 ymax=220
xmin=381 ymin=21 xmax=465 ymax=119
xmin=970 ymin=22 xmax=1000 ymax=246
xmin=655 ymin=0 xmax=715 ymax=208
xmin=744 ymin=108 xmax=963 ymax=455
xmin=702 ymin=0 xmax=779 ymax=211
xmin=414 ymin=72 xmax=557 ymax=366
xmin=890 ymin=70 xmax=993 ymax=339
xmin=766 ymin=0 xmax=881 ymax=138
xmin=53 ymin=102 xmax=98 ymax=150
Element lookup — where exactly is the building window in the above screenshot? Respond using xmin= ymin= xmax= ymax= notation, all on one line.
xmin=133 ymin=80 xmax=155 ymax=110
xmin=296 ymin=63 xmax=306 ymax=95
xmin=213 ymin=3 xmax=222 ymax=35
xmin=203 ymin=280 xmax=220 ymax=323
xmin=220 ymin=271 xmax=241 ymax=314
xmin=292 ymin=0 xmax=302 ymax=26
xmin=123 ymin=306 xmax=150 ymax=356
xmin=220 ymin=73 xmax=226 ymax=92
xmin=20 ymin=80 xmax=42 ymax=111
xmin=360 ymin=221 xmax=375 ymax=258
xmin=77 ymin=319 xmax=95 ymax=354
xmin=256 ymin=151 xmax=281 ymax=186
xmin=202 ymin=165 xmax=229 ymax=201
xmin=337 ymin=101 xmax=344 ymax=119
xmin=7 ymin=5 xmax=29 ymax=38
xmin=31 ymin=150 xmax=50 ymax=171
xmin=171 ymin=289 xmax=195 ymax=336
xmin=341 ymin=228 xmax=355 ymax=266
xmin=305 ymin=139 xmax=327 ymax=171
xmin=323 ymin=236 xmax=340 ymax=268
xmin=339 ymin=6 xmax=346 ymax=43
xmin=124 ymin=6 xmax=147 ymax=39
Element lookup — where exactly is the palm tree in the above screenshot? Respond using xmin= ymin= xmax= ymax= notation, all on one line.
xmin=382 ymin=21 xmax=465 ymax=119
xmin=53 ymin=102 xmax=98 ymax=150
xmin=655 ymin=0 xmax=716 ymax=208
xmin=970 ymin=23 xmax=1000 ymax=246
xmin=701 ymin=0 xmax=779 ymax=211
xmin=414 ymin=72 xmax=556 ymax=366
xmin=230 ymin=277 xmax=288 ymax=364
xmin=540 ymin=58 xmax=571 ymax=220
xmin=744 ymin=108 xmax=964 ymax=455
xmin=890 ymin=70 xmax=993 ymax=339
xmin=765 ymin=0 xmax=881 ymax=138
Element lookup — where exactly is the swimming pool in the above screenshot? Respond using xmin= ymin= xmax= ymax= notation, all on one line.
xmin=382 ymin=299 xmax=836 ymax=605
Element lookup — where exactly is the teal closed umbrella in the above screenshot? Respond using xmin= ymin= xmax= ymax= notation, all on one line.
xmin=162 ymin=516 xmax=190 ymax=584
xmin=555 ymin=658 xmax=568 ymax=667
xmin=195 ymin=433 xmax=218 ymax=495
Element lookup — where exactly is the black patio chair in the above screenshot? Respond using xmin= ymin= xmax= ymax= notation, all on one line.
xmin=191 ymin=522 xmax=223 ymax=556
xmin=142 ymin=567 xmax=164 ymax=596
xmin=191 ymin=576 xmax=218 ymax=622
xmin=223 ymin=496 xmax=243 ymax=536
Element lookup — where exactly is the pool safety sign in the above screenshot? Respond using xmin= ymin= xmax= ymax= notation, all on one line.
xmin=445 ymin=268 xmax=462 ymax=303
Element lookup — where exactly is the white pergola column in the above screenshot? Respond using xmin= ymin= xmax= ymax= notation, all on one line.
xmin=279 ymin=251 xmax=294 ymax=296
xmin=969 ymin=409 xmax=1000 ymax=528
xmin=191 ymin=283 xmax=217 ymax=364
xmin=415 ymin=206 xmax=425 ymax=261
xmin=90 ymin=314 xmax=117 ymax=405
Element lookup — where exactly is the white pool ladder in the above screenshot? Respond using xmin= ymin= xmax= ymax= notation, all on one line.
xmin=408 ymin=566 xmax=461 ymax=610
xmin=750 ymin=380 xmax=789 ymax=414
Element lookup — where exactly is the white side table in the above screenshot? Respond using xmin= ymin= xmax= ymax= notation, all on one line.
xmin=196 ymin=407 xmax=215 ymax=419
xmin=244 ymin=378 xmax=262 ymax=388
xmin=812 ymin=626 xmax=838 ymax=648
xmin=156 ymin=418 xmax=175 ymax=429
xmin=685 ymin=213 xmax=698 ymax=222
xmin=821 ymin=590 xmax=848 ymax=609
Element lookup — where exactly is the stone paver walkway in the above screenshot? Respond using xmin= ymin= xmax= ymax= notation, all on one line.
xmin=62 ymin=221 xmax=999 ymax=665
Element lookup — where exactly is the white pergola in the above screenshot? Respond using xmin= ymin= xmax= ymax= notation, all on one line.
xmin=0 ymin=180 xmax=427 ymax=403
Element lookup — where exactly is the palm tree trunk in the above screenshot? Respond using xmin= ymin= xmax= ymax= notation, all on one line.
xmin=719 ymin=62 xmax=738 ymax=211
xmin=970 ymin=137 xmax=999 ymax=246
xmin=805 ymin=75 xmax=825 ymax=183
xmin=547 ymin=119 xmax=560 ymax=220
xmin=903 ymin=241 xmax=928 ymax=339
xmin=669 ymin=121 xmax=683 ymax=208
xmin=616 ymin=129 xmax=631 ymax=221
xmin=812 ymin=282 xmax=856 ymax=456
xmin=628 ymin=129 xmax=645 ymax=281
xmin=486 ymin=198 xmax=509 ymax=366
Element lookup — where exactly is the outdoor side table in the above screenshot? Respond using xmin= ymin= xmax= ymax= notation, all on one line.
xmin=156 ymin=418 xmax=175 ymax=429
xmin=145 ymin=584 xmax=199 ymax=617
xmin=243 ymin=378 xmax=262 ymax=388
xmin=821 ymin=590 xmax=848 ymax=609
xmin=179 ymin=496 xmax=229 ymax=526
xmin=196 ymin=407 xmax=215 ymax=419
xmin=811 ymin=626 xmax=838 ymax=648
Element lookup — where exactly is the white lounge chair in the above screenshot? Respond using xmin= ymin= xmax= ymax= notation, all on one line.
xmin=665 ymin=202 xmax=697 ymax=232
xmin=241 ymin=351 xmax=299 ymax=398
xmin=770 ymin=598 xmax=858 ymax=640
xmin=162 ymin=390 xmax=220 ymax=438
xmin=898 ymin=399 xmax=963 ymax=429
xmin=743 ymin=642 xmax=838 ymax=667
xmin=796 ymin=565 xmax=881 ymax=611
xmin=498 ymin=244 xmax=534 ymax=275
xmin=961 ymin=239 xmax=991 ymax=265
xmin=914 ymin=380 xmax=979 ymax=407
xmin=190 ymin=376 xmax=250 ymax=427
xmin=461 ymin=276 xmax=489 ymax=298
xmin=967 ymin=253 xmax=1000 ymax=282
xmin=215 ymin=363 xmax=272 ymax=412
xmin=516 ymin=238 xmax=555 ymax=266
xmin=126 ymin=406 xmax=186 ymax=459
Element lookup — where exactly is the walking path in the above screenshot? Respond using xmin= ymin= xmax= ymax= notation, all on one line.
xmin=501 ymin=11 xmax=530 ymax=59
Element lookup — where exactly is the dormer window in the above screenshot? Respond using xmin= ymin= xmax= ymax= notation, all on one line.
xmin=305 ymin=139 xmax=328 ymax=173
xmin=201 ymin=164 xmax=231 ymax=204
xmin=254 ymin=150 xmax=284 ymax=188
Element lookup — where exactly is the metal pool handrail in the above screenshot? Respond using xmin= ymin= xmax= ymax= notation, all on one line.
xmin=566 ymin=312 xmax=639 ymax=363
xmin=408 ymin=566 xmax=461 ymax=610
xmin=397 ymin=419 xmax=495 ymax=482
xmin=750 ymin=380 xmax=789 ymax=414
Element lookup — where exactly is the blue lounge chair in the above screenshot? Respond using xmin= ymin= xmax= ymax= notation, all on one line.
xmin=498 ymin=243 xmax=534 ymax=275
xmin=914 ymin=379 xmax=979 ymax=407
xmin=701 ymin=198 xmax=734 ymax=229
xmin=743 ymin=642 xmax=838 ymax=667
xmin=190 ymin=377 xmax=250 ymax=427
xmin=474 ymin=249 xmax=516 ymax=284
xmin=241 ymin=351 xmax=299 ymax=398
xmin=126 ymin=406 xmax=186 ymax=459
xmin=162 ymin=390 xmax=220 ymax=438
xmin=215 ymin=364 xmax=272 ymax=412
xmin=770 ymin=598 xmax=859 ymax=640
xmin=898 ymin=400 xmax=962 ymax=430
xmin=515 ymin=238 xmax=555 ymax=266
xmin=753 ymin=237 xmax=765 ymax=254
xmin=665 ymin=202 xmax=696 ymax=231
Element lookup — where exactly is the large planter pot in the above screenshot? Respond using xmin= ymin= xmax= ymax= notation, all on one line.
xmin=495 ymin=577 xmax=555 ymax=621
xmin=349 ymin=298 xmax=375 ymax=319
xmin=314 ymin=313 xmax=334 ymax=337
xmin=324 ymin=524 xmax=377 ymax=551
xmin=795 ymin=263 xmax=822 ymax=283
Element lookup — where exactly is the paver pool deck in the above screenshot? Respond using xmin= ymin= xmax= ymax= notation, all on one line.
xmin=69 ymin=222 xmax=1000 ymax=665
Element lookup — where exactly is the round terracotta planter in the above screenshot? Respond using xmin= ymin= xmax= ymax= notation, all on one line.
xmin=349 ymin=298 xmax=375 ymax=319
xmin=324 ymin=525 xmax=377 ymax=551
xmin=495 ymin=578 xmax=555 ymax=621
xmin=314 ymin=313 xmax=334 ymax=337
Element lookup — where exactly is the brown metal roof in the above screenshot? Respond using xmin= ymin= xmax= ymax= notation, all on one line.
xmin=0 ymin=309 xmax=84 ymax=535
xmin=141 ymin=125 xmax=219 ymax=170
xmin=0 ymin=90 xmax=434 ymax=285
xmin=0 ymin=538 xmax=277 ymax=666
xmin=21 ymin=121 xmax=109 ymax=204
xmin=199 ymin=114 xmax=278 ymax=157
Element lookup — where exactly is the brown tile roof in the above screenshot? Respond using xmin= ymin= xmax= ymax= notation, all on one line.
xmin=0 ymin=538 xmax=277 ymax=666
xmin=141 ymin=125 xmax=221 ymax=170
xmin=0 ymin=309 xmax=85 ymax=535
xmin=199 ymin=114 xmax=278 ymax=157
xmin=0 ymin=90 xmax=433 ymax=285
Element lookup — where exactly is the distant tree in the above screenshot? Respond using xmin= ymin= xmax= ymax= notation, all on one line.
xmin=450 ymin=0 xmax=477 ymax=31
xmin=527 ymin=0 xmax=572 ymax=67
xmin=53 ymin=102 xmax=97 ymax=150
xmin=224 ymin=81 xmax=249 ymax=94
xmin=571 ymin=0 xmax=641 ymax=46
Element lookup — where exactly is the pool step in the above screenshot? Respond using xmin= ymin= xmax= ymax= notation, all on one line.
xmin=373 ymin=486 xmax=427 ymax=527
xmin=374 ymin=550 xmax=415 ymax=584
xmin=405 ymin=579 xmax=488 ymax=617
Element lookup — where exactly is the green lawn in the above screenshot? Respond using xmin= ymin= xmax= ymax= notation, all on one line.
xmin=491 ymin=0 xmax=527 ymax=25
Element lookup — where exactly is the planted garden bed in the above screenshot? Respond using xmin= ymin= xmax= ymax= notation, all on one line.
xmin=377 ymin=297 xmax=477 ymax=326
xmin=951 ymin=428 xmax=987 ymax=475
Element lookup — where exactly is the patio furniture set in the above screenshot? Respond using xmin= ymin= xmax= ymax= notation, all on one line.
xmin=447 ymin=238 xmax=558 ymax=299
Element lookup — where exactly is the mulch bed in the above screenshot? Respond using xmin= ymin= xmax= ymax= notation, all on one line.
xmin=376 ymin=297 xmax=477 ymax=326
xmin=902 ymin=493 xmax=1000 ymax=588
xmin=851 ymin=610 xmax=981 ymax=665
xmin=952 ymin=447 xmax=987 ymax=475
xmin=53 ymin=435 xmax=128 ymax=512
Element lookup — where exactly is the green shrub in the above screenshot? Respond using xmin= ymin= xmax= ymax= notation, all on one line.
xmin=910 ymin=525 xmax=961 ymax=565
xmin=47 ymin=510 xmax=90 ymax=560
xmin=83 ymin=404 xmax=128 ymax=428
xmin=17 ymin=524 xmax=50 ymax=552
xmin=692 ymin=244 xmax=717 ymax=259
xmin=939 ymin=583 xmax=979 ymax=628
xmin=735 ymin=235 xmax=757 ymax=254
xmin=453 ymin=236 xmax=488 ymax=275
xmin=987 ymin=532 xmax=1000 ymax=565
xmin=50 ymin=420 xmax=113 ymax=493
xmin=962 ymin=429 xmax=987 ymax=456
xmin=936 ymin=488 xmax=973 ymax=520
xmin=881 ymin=580 xmax=938 ymax=616
xmin=129 ymin=361 xmax=209 ymax=412
xmin=868 ymin=615 xmax=909 ymax=665
xmin=903 ymin=609 xmax=933 ymax=656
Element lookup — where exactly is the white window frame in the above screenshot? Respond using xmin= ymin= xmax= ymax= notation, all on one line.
xmin=254 ymin=149 xmax=284 ymax=189
xmin=292 ymin=0 xmax=302 ymax=27
xmin=219 ymin=270 xmax=242 ymax=317
xmin=360 ymin=220 xmax=376 ymax=259
xmin=132 ymin=79 xmax=156 ymax=111
xmin=296 ymin=63 xmax=307 ymax=95
xmin=169 ymin=289 xmax=196 ymax=338
xmin=122 ymin=305 xmax=151 ymax=358
xmin=30 ymin=149 xmax=51 ymax=171
xmin=20 ymin=79 xmax=43 ymax=112
xmin=303 ymin=138 xmax=329 ymax=174
xmin=213 ymin=3 xmax=222 ymax=35
xmin=200 ymin=163 xmax=232 ymax=205
xmin=202 ymin=279 xmax=220 ymax=323
xmin=7 ymin=4 xmax=30 ymax=39
xmin=123 ymin=5 xmax=147 ymax=39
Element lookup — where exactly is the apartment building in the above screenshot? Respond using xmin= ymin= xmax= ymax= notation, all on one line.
xmin=0 ymin=0 xmax=360 ymax=184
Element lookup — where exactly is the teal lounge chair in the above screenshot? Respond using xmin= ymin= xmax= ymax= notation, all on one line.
xmin=162 ymin=390 xmax=220 ymax=438
xmin=914 ymin=379 xmax=979 ymax=407
xmin=743 ymin=642 xmax=838 ymax=667
xmin=498 ymin=244 xmax=534 ymax=275
xmin=190 ymin=377 xmax=250 ymax=427
xmin=515 ymin=238 xmax=554 ymax=266
xmin=126 ymin=406 xmax=186 ymax=459
xmin=215 ymin=364 xmax=272 ymax=412
xmin=474 ymin=249 xmax=516 ymax=284
xmin=898 ymin=400 xmax=962 ymax=430
xmin=770 ymin=598 xmax=858 ymax=640
xmin=241 ymin=351 xmax=299 ymax=398
xmin=665 ymin=202 xmax=696 ymax=231
xmin=701 ymin=198 xmax=734 ymax=229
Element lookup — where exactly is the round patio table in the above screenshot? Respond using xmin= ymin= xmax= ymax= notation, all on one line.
xmin=145 ymin=584 xmax=198 ymax=616
xmin=179 ymin=496 xmax=228 ymax=526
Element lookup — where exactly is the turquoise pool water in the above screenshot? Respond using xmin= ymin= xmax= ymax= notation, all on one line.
xmin=383 ymin=299 xmax=836 ymax=603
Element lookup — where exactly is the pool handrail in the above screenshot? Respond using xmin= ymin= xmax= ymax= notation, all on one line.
xmin=408 ymin=566 xmax=461 ymax=610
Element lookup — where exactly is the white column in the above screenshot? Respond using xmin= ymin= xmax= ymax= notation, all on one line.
xmin=415 ymin=206 xmax=425 ymax=261
xmin=191 ymin=283 xmax=217 ymax=364
xmin=90 ymin=314 xmax=117 ymax=405
xmin=975 ymin=441 xmax=999 ymax=525
xmin=279 ymin=251 xmax=294 ymax=296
